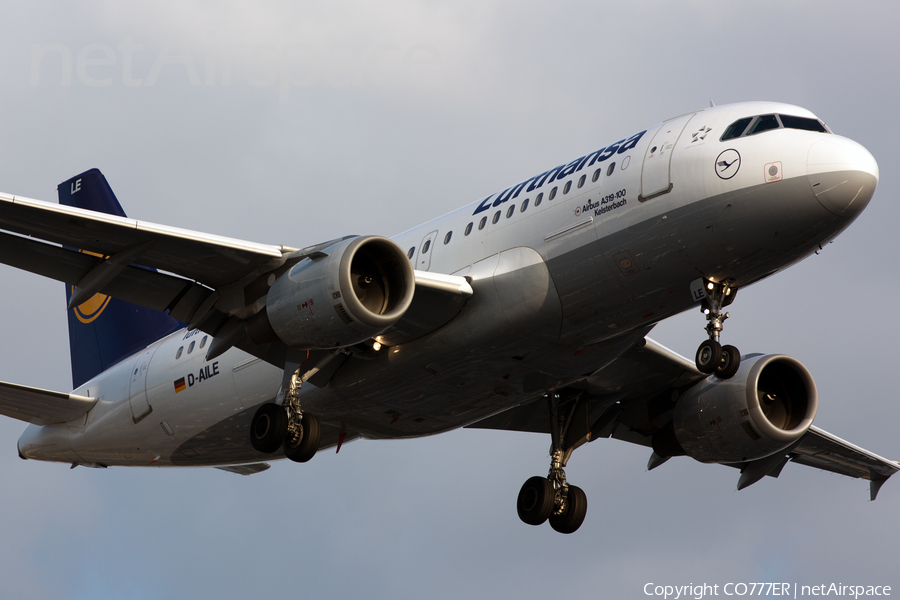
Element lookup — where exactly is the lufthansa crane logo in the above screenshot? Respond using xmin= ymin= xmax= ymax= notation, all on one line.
xmin=715 ymin=149 xmax=741 ymax=180
xmin=71 ymin=250 xmax=111 ymax=323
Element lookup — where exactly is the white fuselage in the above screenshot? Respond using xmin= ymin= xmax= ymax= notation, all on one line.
xmin=18 ymin=101 xmax=879 ymax=468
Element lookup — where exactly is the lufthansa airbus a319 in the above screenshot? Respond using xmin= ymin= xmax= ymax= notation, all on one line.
xmin=0 ymin=101 xmax=893 ymax=534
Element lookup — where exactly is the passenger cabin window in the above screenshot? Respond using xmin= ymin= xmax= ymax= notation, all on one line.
xmin=534 ymin=192 xmax=543 ymax=206
xmin=607 ymin=162 xmax=616 ymax=176
xmin=465 ymin=222 xmax=473 ymax=236
xmin=578 ymin=174 xmax=586 ymax=188
xmin=407 ymin=247 xmax=415 ymax=259
xmin=188 ymin=341 xmax=195 ymax=354
xmin=176 ymin=346 xmax=183 ymax=359
xmin=780 ymin=115 xmax=828 ymax=132
xmin=506 ymin=205 xmax=515 ymax=218
xmin=423 ymin=240 xmax=431 ymax=254
xmin=549 ymin=187 xmax=558 ymax=200
xmin=200 ymin=336 xmax=208 ymax=349
xmin=492 ymin=210 xmax=501 ymax=224
xmin=479 ymin=216 xmax=487 ymax=230
xmin=444 ymin=231 xmax=452 ymax=245
xmin=721 ymin=117 xmax=753 ymax=141
xmin=521 ymin=198 xmax=529 ymax=212
xmin=747 ymin=114 xmax=779 ymax=136
xmin=563 ymin=181 xmax=572 ymax=194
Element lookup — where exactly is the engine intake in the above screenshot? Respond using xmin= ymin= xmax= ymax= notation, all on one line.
xmin=661 ymin=354 xmax=817 ymax=464
xmin=256 ymin=235 xmax=415 ymax=349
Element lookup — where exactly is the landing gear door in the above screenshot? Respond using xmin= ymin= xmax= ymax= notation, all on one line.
xmin=416 ymin=230 xmax=439 ymax=271
xmin=640 ymin=113 xmax=697 ymax=200
xmin=128 ymin=346 xmax=157 ymax=423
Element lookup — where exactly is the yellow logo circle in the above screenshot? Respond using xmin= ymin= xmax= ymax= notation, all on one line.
xmin=72 ymin=287 xmax=111 ymax=323
xmin=72 ymin=250 xmax=112 ymax=323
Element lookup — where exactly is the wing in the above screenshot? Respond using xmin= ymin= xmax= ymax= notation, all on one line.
xmin=467 ymin=337 xmax=899 ymax=498
xmin=0 ymin=188 xmax=473 ymax=376
xmin=0 ymin=381 xmax=97 ymax=426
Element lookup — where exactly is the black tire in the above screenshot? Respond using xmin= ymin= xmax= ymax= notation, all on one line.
xmin=549 ymin=485 xmax=588 ymax=534
xmin=250 ymin=403 xmax=288 ymax=454
xmin=517 ymin=476 xmax=554 ymax=526
xmin=283 ymin=413 xmax=322 ymax=463
xmin=715 ymin=344 xmax=741 ymax=380
xmin=695 ymin=340 xmax=722 ymax=374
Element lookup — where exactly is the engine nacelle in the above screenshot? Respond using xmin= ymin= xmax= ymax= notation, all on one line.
xmin=666 ymin=354 xmax=817 ymax=464
xmin=253 ymin=235 xmax=415 ymax=349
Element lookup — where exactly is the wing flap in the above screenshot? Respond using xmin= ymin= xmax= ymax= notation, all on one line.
xmin=0 ymin=381 xmax=97 ymax=426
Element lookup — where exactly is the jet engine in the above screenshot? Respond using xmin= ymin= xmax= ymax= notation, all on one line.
xmin=248 ymin=235 xmax=415 ymax=349
xmin=654 ymin=355 xmax=818 ymax=464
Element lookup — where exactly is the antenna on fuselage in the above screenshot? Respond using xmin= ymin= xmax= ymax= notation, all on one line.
xmin=709 ymin=100 xmax=716 ymax=107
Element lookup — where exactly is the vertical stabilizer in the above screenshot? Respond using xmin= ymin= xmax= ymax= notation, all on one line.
xmin=59 ymin=169 xmax=182 ymax=388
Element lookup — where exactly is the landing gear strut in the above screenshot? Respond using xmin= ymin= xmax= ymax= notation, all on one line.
xmin=516 ymin=392 xmax=588 ymax=534
xmin=694 ymin=279 xmax=741 ymax=379
xmin=281 ymin=369 xmax=321 ymax=462
xmin=250 ymin=366 xmax=321 ymax=461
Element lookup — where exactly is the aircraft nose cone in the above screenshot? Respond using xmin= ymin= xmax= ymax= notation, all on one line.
xmin=807 ymin=138 xmax=879 ymax=218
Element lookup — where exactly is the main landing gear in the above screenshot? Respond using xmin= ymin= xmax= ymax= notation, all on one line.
xmin=694 ymin=279 xmax=741 ymax=380
xmin=516 ymin=392 xmax=588 ymax=534
xmin=250 ymin=367 xmax=321 ymax=462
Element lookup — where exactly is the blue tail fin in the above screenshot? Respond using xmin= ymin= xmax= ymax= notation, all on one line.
xmin=59 ymin=169 xmax=183 ymax=388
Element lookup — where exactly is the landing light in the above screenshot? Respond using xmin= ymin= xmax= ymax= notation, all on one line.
xmin=707 ymin=282 xmax=714 ymax=290
xmin=372 ymin=342 xmax=382 ymax=351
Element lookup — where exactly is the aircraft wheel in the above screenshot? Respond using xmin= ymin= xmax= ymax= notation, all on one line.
xmin=549 ymin=485 xmax=588 ymax=534
xmin=250 ymin=403 xmax=288 ymax=454
xmin=695 ymin=340 xmax=722 ymax=374
xmin=284 ymin=413 xmax=322 ymax=463
xmin=715 ymin=345 xmax=741 ymax=380
xmin=517 ymin=476 xmax=554 ymax=526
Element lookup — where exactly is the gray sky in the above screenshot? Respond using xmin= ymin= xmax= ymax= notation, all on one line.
xmin=1 ymin=1 xmax=898 ymax=598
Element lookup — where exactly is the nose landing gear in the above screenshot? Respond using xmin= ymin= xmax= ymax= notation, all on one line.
xmin=694 ymin=279 xmax=741 ymax=379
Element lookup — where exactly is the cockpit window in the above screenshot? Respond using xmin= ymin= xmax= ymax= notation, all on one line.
xmin=721 ymin=117 xmax=752 ymax=141
xmin=720 ymin=113 xmax=830 ymax=141
xmin=747 ymin=114 xmax=780 ymax=136
xmin=780 ymin=114 xmax=828 ymax=133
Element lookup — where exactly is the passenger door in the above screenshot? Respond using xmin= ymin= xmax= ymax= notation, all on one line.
xmin=640 ymin=113 xmax=697 ymax=200
xmin=128 ymin=347 xmax=157 ymax=423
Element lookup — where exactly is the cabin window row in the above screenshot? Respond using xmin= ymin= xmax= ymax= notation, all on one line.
xmin=406 ymin=160 xmax=619 ymax=260
xmin=175 ymin=336 xmax=208 ymax=359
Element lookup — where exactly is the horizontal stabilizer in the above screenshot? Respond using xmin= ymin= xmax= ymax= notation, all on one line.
xmin=0 ymin=381 xmax=97 ymax=426
xmin=214 ymin=463 xmax=271 ymax=475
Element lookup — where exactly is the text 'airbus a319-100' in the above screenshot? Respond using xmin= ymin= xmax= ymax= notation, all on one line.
xmin=0 ymin=101 xmax=895 ymax=534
